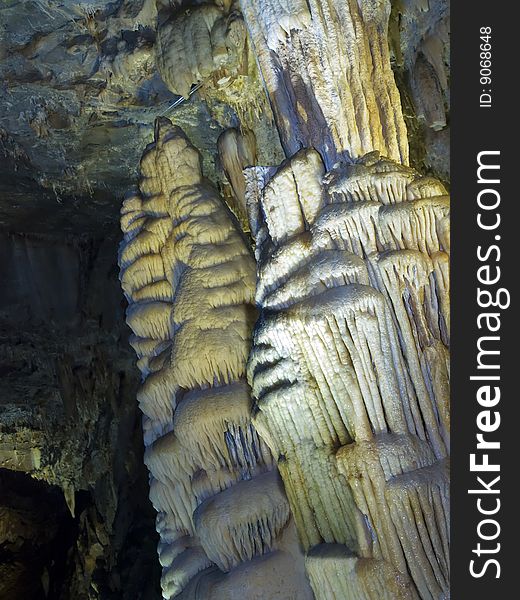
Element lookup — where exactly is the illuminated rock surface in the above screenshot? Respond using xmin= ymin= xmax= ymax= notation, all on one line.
xmin=119 ymin=119 xmax=313 ymax=599
xmin=125 ymin=1 xmax=450 ymax=597
xmin=247 ymin=151 xmax=449 ymax=599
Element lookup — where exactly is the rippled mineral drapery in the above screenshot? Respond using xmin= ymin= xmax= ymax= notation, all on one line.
xmin=119 ymin=1 xmax=450 ymax=598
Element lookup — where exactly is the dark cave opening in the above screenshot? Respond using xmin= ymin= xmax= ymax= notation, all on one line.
xmin=0 ymin=469 xmax=77 ymax=599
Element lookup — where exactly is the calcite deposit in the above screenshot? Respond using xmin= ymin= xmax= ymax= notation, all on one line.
xmin=119 ymin=1 xmax=449 ymax=598
xmin=119 ymin=119 xmax=313 ymax=598
xmin=247 ymin=150 xmax=449 ymax=599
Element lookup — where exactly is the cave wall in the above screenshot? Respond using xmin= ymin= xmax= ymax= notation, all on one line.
xmin=0 ymin=227 xmax=161 ymax=599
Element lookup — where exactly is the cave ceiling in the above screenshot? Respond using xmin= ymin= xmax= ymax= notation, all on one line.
xmin=0 ymin=0 xmax=449 ymax=233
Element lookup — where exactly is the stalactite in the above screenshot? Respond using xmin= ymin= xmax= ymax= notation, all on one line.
xmin=217 ymin=127 xmax=257 ymax=226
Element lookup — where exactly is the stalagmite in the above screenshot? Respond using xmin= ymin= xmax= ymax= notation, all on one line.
xmin=120 ymin=1 xmax=450 ymax=598
xmin=119 ymin=118 xmax=313 ymax=599
xmin=246 ymin=149 xmax=450 ymax=599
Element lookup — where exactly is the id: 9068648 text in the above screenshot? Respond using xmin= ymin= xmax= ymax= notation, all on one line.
xmin=480 ymin=27 xmax=492 ymax=108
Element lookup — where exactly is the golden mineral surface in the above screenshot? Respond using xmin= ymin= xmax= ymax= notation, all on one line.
xmin=120 ymin=1 xmax=450 ymax=598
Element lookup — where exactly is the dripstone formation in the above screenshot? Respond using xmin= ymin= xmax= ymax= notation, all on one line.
xmin=119 ymin=1 xmax=450 ymax=599
xmin=119 ymin=120 xmax=312 ymax=598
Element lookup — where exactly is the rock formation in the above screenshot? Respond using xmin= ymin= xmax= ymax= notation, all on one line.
xmin=247 ymin=151 xmax=449 ymax=599
xmin=119 ymin=119 xmax=313 ymax=598
xmin=120 ymin=1 xmax=450 ymax=598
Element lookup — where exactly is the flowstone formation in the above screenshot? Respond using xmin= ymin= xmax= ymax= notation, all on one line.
xmin=155 ymin=0 xmax=270 ymax=126
xmin=247 ymin=151 xmax=449 ymax=599
xmin=119 ymin=0 xmax=450 ymax=599
xmin=119 ymin=119 xmax=313 ymax=599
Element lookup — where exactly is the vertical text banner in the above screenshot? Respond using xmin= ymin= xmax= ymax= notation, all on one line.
xmin=452 ymin=1 xmax=516 ymax=597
